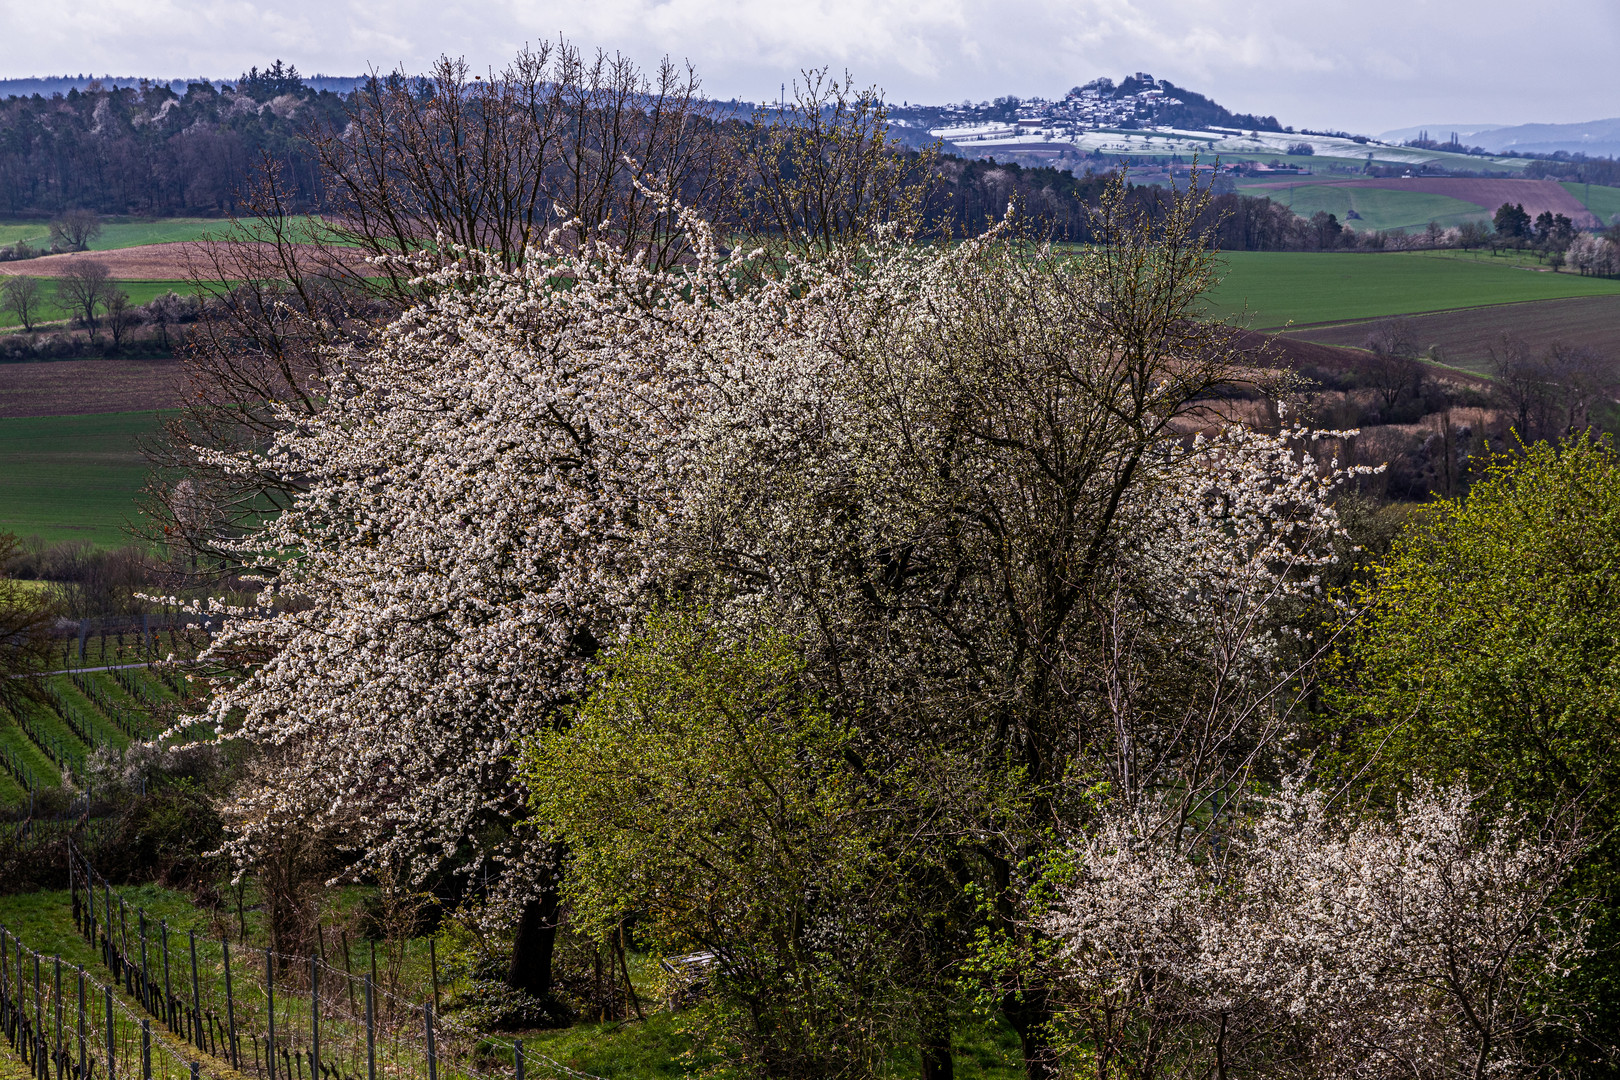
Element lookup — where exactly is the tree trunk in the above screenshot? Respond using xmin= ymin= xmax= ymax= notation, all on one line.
xmin=1004 ymin=988 xmax=1053 ymax=1080
xmin=920 ymin=1018 xmax=955 ymax=1080
xmin=506 ymin=888 xmax=558 ymax=1000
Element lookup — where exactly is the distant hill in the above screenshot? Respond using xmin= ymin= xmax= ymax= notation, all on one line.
xmin=1381 ymin=119 xmax=1620 ymax=159
xmin=0 ymin=74 xmax=370 ymax=99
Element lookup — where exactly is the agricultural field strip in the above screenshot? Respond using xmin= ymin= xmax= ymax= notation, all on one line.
xmin=0 ymin=668 xmax=175 ymax=795
xmin=1212 ymin=250 xmax=1620 ymax=328
xmin=67 ymin=846 xmax=610 ymax=1080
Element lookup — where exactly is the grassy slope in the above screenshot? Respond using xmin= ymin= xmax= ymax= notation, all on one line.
xmin=1564 ymin=181 xmax=1620 ymax=225
xmin=0 ymin=410 xmax=163 ymax=547
xmin=1208 ymin=249 xmax=1620 ymax=328
xmin=0 ymin=280 xmax=196 ymax=329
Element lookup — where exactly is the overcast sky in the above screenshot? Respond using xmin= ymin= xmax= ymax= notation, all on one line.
xmin=3 ymin=0 xmax=1616 ymax=133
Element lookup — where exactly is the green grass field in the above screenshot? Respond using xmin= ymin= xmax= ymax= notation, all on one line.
xmin=1208 ymin=249 xmax=1620 ymax=328
xmin=0 ymin=218 xmax=226 ymax=250
xmin=1235 ymin=181 xmax=1488 ymax=232
xmin=0 ymin=280 xmax=195 ymax=329
xmin=0 ymin=410 xmax=164 ymax=546
xmin=0 ymin=216 xmax=332 ymax=252
xmin=1565 ymin=181 xmax=1620 ymax=226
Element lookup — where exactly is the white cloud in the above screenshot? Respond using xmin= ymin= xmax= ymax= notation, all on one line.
xmin=0 ymin=0 xmax=1614 ymax=131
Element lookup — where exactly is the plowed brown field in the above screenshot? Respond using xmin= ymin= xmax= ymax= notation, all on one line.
xmin=0 ymin=241 xmax=372 ymax=279
xmin=0 ymin=357 xmax=183 ymax=417
xmin=1281 ymin=293 xmax=1620 ymax=374
xmin=1248 ymin=177 xmax=1598 ymax=228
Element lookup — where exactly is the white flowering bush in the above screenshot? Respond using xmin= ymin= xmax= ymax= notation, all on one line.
xmin=1046 ymin=783 xmax=1588 ymax=1079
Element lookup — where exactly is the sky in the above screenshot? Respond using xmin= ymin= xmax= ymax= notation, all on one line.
xmin=3 ymin=0 xmax=1617 ymax=134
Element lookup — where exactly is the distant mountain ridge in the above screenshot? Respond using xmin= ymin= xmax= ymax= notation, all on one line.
xmin=1381 ymin=119 xmax=1620 ymax=158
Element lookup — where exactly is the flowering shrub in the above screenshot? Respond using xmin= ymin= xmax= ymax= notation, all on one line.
xmin=1046 ymin=783 xmax=1587 ymax=1078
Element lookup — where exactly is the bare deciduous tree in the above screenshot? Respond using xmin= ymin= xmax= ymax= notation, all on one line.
xmin=55 ymin=259 xmax=113 ymax=339
xmin=106 ymin=288 xmax=137 ymax=350
xmin=731 ymin=69 xmax=939 ymax=256
xmin=48 ymin=208 xmax=102 ymax=252
xmin=0 ymin=274 xmax=43 ymax=331
xmin=1364 ymin=317 xmax=1425 ymax=408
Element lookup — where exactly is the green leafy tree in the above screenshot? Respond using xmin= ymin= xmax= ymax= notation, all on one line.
xmin=523 ymin=611 xmax=925 ymax=1078
xmin=1493 ymin=201 xmax=1532 ymax=240
xmin=1341 ymin=435 xmax=1620 ymax=1059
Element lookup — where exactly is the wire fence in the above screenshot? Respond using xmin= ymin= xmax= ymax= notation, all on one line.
xmin=0 ymin=922 xmax=224 ymax=1080
xmin=69 ymin=845 xmax=608 ymax=1080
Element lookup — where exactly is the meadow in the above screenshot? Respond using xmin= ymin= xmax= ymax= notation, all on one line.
xmin=1567 ymin=181 xmax=1620 ymax=224
xmin=0 ymin=410 xmax=164 ymax=547
xmin=1208 ymin=249 xmax=1620 ymax=327
xmin=0 ymin=218 xmax=227 ymax=251
xmin=0 ymin=279 xmax=193 ymax=328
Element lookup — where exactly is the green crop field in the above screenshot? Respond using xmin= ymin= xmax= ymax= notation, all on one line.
xmin=0 ymin=279 xmax=195 ymax=329
xmin=1565 ymin=182 xmax=1620 ymax=225
xmin=0 ymin=215 xmax=331 ymax=252
xmin=1235 ymin=182 xmax=1488 ymax=232
xmin=0 ymin=218 xmax=225 ymax=250
xmin=1207 ymin=250 xmax=1620 ymax=328
xmin=0 ymin=410 xmax=165 ymax=546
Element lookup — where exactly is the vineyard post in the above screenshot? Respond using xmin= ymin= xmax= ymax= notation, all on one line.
xmin=54 ymin=956 xmax=62 ymax=1071
xmin=69 ymin=847 xmax=79 ymax=932
xmin=161 ymin=922 xmax=173 ymax=1032
xmin=425 ymin=1001 xmax=437 ymax=1080
xmin=118 ymin=898 xmax=128 ymax=987
xmin=223 ymin=939 xmax=237 ymax=1068
xmin=364 ymin=976 xmax=375 ymax=1080
xmin=188 ymin=931 xmax=201 ymax=1051
xmin=138 ymin=911 xmax=150 ymax=1012
xmin=514 ymin=1040 xmax=524 ymax=1080
xmin=429 ymin=939 xmax=439 ymax=1014
xmin=33 ymin=952 xmax=41 ymax=1072
xmin=142 ymin=1018 xmax=151 ymax=1080
xmin=105 ymin=985 xmax=114 ymax=1080
xmin=191 ymin=1063 xmax=199 ymax=1080
xmin=77 ymin=968 xmax=86 ymax=1080
xmin=309 ymin=955 xmax=319 ymax=1079
xmin=266 ymin=950 xmax=275 ymax=1080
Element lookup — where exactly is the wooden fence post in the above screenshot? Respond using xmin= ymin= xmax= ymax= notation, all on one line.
xmin=514 ymin=1039 xmax=524 ymax=1080
xmin=141 ymin=1018 xmax=151 ymax=1080
xmin=105 ymin=985 xmax=114 ymax=1080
